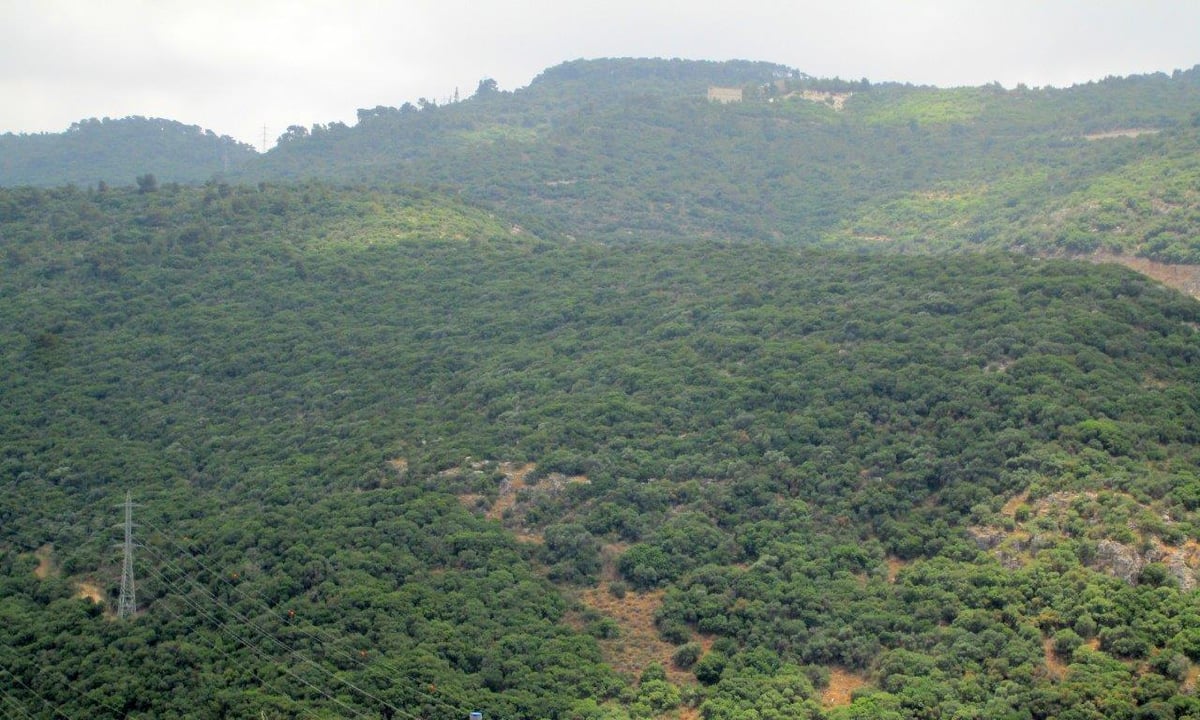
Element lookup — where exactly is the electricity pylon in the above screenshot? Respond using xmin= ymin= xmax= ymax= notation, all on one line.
xmin=118 ymin=491 xmax=136 ymax=619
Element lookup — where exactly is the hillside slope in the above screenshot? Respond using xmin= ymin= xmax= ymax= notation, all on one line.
xmin=0 ymin=116 xmax=258 ymax=187
xmin=242 ymin=58 xmax=1200 ymax=264
xmin=6 ymin=58 xmax=1199 ymax=268
xmin=4 ymin=184 xmax=1200 ymax=718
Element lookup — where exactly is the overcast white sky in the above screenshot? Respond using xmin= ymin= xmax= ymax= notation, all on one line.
xmin=2 ymin=0 xmax=1198 ymax=150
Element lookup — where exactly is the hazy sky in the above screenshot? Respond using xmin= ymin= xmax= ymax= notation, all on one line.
xmin=2 ymin=0 xmax=1198 ymax=150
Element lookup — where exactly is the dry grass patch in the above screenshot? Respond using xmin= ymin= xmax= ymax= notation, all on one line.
xmin=1083 ymin=128 xmax=1161 ymax=141
xmin=76 ymin=581 xmax=104 ymax=604
xmin=1001 ymin=491 xmax=1030 ymax=517
xmin=570 ymin=541 xmax=706 ymax=687
xmin=1091 ymin=252 xmax=1200 ymax=299
xmin=676 ymin=707 xmax=702 ymax=720
xmin=1183 ymin=665 xmax=1200 ymax=694
xmin=1043 ymin=637 xmax=1068 ymax=680
xmin=575 ymin=582 xmax=696 ymax=685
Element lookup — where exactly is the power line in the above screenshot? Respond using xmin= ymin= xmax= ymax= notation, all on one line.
xmin=5 ymin=515 xmax=363 ymax=718
xmin=0 ymin=666 xmax=73 ymax=720
xmin=137 ymin=567 xmax=329 ymax=720
xmin=137 ymin=517 xmax=464 ymax=718
xmin=139 ymin=559 xmax=370 ymax=719
xmin=7 ymin=502 xmax=473 ymax=719
xmin=0 ymin=682 xmax=37 ymax=720
xmin=138 ymin=543 xmax=408 ymax=719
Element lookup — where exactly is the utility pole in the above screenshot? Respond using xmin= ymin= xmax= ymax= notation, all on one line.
xmin=118 ymin=491 xmax=136 ymax=620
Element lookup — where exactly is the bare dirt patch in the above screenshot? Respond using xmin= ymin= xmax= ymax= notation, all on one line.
xmin=822 ymin=667 xmax=868 ymax=707
xmin=32 ymin=545 xmax=110 ymax=611
xmin=1183 ymin=665 xmax=1200 ymax=694
xmin=33 ymin=544 xmax=57 ymax=579
xmin=886 ymin=556 xmax=907 ymax=583
xmin=1083 ymin=128 xmax=1161 ymax=141
xmin=486 ymin=462 xmax=537 ymax=521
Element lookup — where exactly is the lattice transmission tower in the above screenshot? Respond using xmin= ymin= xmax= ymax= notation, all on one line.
xmin=118 ymin=491 xmax=136 ymax=619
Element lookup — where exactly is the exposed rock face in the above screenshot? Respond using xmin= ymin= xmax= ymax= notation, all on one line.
xmin=972 ymin=524 xmax=1200 ymax=588
xmin=1094 ymin=540 xmax=1145 ymax=585
xmin=967 ymin=527 xmax=1006 ymax=550
xmin=976 ymin=489 xmax=1200 ymax=588
xmin=1166 ymin=554 xmax=1197 ymax=591
xmin=1089 ymin=540 xmax=1197 ymax=589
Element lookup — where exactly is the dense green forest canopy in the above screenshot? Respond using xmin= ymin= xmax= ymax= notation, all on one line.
xmin=4 ymin=182 xmax=1200 ymax=718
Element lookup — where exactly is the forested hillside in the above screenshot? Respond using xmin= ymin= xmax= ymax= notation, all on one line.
xmin=5 ymin=60 xmax=1199 ymax=267
xmin=0 ymin=116 xmax=258 ymax=188
xmin=4 ymin=183 xmax=1200 ymax=718
xmin=240 ymin=58 xmax=1200 ymax=263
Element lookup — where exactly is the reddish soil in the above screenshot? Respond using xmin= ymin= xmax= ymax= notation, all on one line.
xmin=822 ymin=667 xmax=868 ymax=707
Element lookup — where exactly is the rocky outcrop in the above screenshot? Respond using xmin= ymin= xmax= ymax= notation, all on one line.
xmin=971 ymin=527 xmax=1199 ymax=589
xmin=1086 ymin=539 xmax=1196 ymax=589
xmin=1094 ymin=540 xmax=1146 ymax=585
xmin=1166 ymin=554 xmax=1197 ymax=592
xmin=967 ymin=526 xmax=1006 ymax=550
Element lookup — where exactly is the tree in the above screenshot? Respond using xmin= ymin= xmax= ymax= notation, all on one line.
xmin=277 ymin=125 xmax=309 ymax=144
xmin=474 ymin=78 xmax=500 ymax=98
xmin=135 ymin=173 xmax=157 ymax=193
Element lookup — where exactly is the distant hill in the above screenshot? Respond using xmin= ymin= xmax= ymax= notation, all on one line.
xmin=4 ymin=59 xmax=1199 ymax=264
xmin=525 ymin=57 xmax=794 ymax=99
xmin=0 ymin=116 xmax=258 ymax=187
xmin=239 ymin=58 xmax=1200 ymax=263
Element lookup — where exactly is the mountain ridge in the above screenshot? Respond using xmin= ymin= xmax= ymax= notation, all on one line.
xmin=5 ymin=58 xmax=1199 ymax=270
